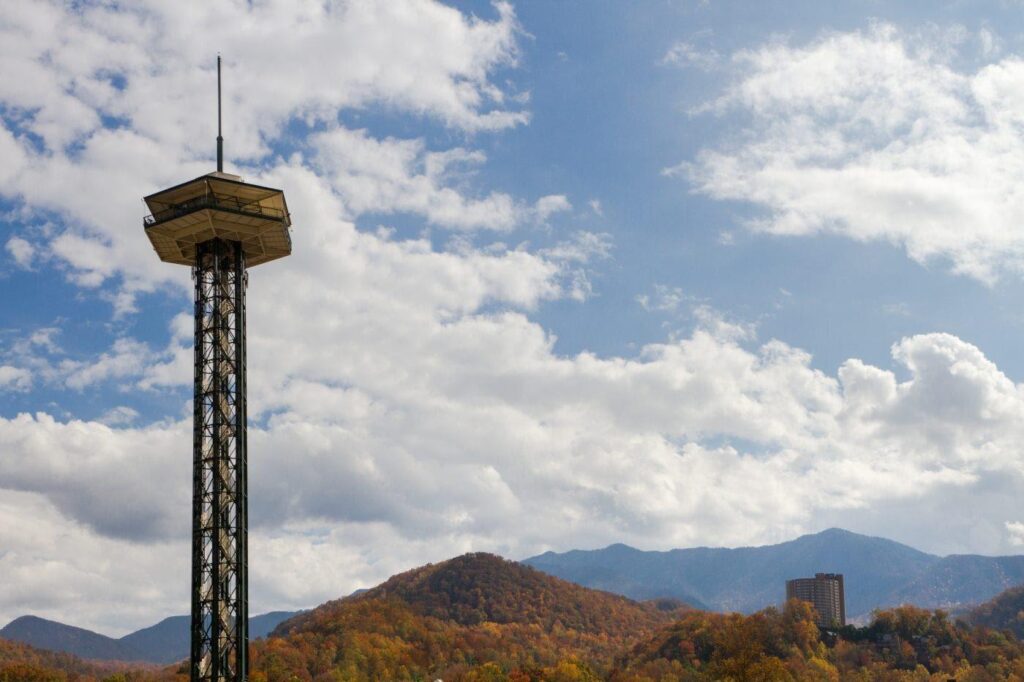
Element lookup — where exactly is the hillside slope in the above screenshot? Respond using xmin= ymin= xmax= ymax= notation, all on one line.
xmin=967 ymin=583 xmax=1024 ymax=638
xmin=0 ymin=636 xmax=149 ymax=680
xmin=611 ymin=601 xmax=1024 ymax=681
xmin=524 ymin=528 xmax=1024 ymax=617
xmin=260 ymin=552 xmax=689 ymax=680
xmin=0 ymin=615 xmax=147 ymax=663
xmin=118 ymin=610 xmax=299 ymax=665
xmin=0 ymin=610 xmax=301 ymax=666
xmin=891 ymin=554 xmax=1024 ymax=610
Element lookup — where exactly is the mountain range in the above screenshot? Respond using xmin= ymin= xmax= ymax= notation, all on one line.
xmin=523 ymin=527 xmax=1024 ymax=618
xmin=6 ymin=527 xmax=1024 ymax=669
xmin=7 ymin=550 xmax=1024 ymax=681
xmin=0 ymin=610 xmax=299 ymax=664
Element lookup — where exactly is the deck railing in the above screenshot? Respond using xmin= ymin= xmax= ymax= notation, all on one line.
xmin=145 ymin=191 xmax=286 ymax=226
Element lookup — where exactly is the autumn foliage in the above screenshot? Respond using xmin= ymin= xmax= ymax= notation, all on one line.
xmin=0 ymin=637 xmax=157 ymax=682
xmin=10 ymin=556 xmax=1024 ymax=680
xmin=969 ymin=585 xmax=1024 ymax=640
xmin=251 ymin=553 xmax=688 ymax=681
xmin=613 ymin=600 xmax=1024 ymax=681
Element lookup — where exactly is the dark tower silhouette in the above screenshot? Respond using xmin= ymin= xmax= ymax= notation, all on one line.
xmin=142 ymin=57 xmax=292 ymax=681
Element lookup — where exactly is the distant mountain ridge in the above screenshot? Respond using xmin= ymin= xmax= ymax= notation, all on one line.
xmin=523 ymin=528 xmax=1024 ymax=618
xmin=0 ymin=610 xmax=300 ymax=665
xmin=0 ymin=616 xmax=148 ymax=663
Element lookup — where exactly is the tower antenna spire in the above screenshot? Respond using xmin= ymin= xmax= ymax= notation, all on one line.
xmin=217 ymin=55 xmax=223 ymax=172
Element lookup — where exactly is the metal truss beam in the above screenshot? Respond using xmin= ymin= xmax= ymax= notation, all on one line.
xmin=191 ymin=238 xmax=248 ymax=682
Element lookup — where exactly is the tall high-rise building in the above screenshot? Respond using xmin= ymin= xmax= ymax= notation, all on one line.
xmin=143 ymin=58 xmax=292 ymax=682
xmin=786 ymin=573 xmax=846 ymax=628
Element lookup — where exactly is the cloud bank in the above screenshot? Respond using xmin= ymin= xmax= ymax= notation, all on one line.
xmin=673 ymin=24 xmax=1024 ymax=283
xmin=2 ymin=5 xmax=1024 ymax=638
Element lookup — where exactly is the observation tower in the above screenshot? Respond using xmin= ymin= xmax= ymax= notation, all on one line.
xmin=142 ymin=57 xmax=292 ymax=681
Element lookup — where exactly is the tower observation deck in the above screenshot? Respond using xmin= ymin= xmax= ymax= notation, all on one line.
xmin=143 ymin=57 xmax=292 ymax=682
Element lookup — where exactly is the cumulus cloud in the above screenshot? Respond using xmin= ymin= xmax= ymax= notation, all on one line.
xmin=310 ymin=127 xmax=573 ymax=231
xmin=6 ymin=1 xmax=1024 ymax=639
xmin=0 ymin=366 xmax=32 ymax=391
xmin=5 ymin=163 xmax=1024 ymax=631
xmin=2 ymin=0 xmax=524 ymax=153
xmin=59 ymin=338 xmax=152 ymax=390
xmin=5 ymin=236 xmax=35 ymax=269
xmin=0 ymin=0 xmax=528 ymax=299
xmin=0 ymin=136 xmax=987 ymax=629
xmin=8 ymin=306 xmax=1024 ymax=626
xmin=671 ymin=23 xmax=1024 ymax=283
xmin=312 ymin=127 xmax=523 ymax=230
xmin=98 ymin=406 xmax=139 ymax=426
xmin=0 ymin=414 xmax=189 ymax=542
xmin=532 ymin=194 xmax=572 ymax=223
xmin=0 ymin=491 xmax=187 ymax=635
xmin=1007 ymin=520 xmax=1024 ymax=546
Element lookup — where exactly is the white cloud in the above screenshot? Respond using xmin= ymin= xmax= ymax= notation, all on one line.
xmin=2 ymin=0 xmax=525 ymax=153
xmin=0 ymin=0 xmax=528 ymax=297
xmin=9 ymin=318 xmax=1024 ymax=608
xmin=311 ymin=128 xmax=572 ymax=232
xmin=98 ymin=406 xmax=139 ymax=426
xmin=59 ymin=338 xmax=152 ymax=390
xmin=138 ymin=344 xmax=191 ymax=392
xmin=0 ymin=413 xmax=189 ymax=543
xmin=532 ymin=194 xmax=572 ymax=222
xmin=6 ymin=2 xmax=1024 ymax=637
xmin=5 ymin=236 xmax=35 ymax=269
xmin=7 ymin=329 xmax=163 ymax=393
xmin=692 ymin=304 xmax=756 ymax=342
xmin=672 ymin=23 xmax=1024 ymax=283
xmin=637 ymin=284 xmax=689 ymax=313
xmin=0 ymin=366 xmax=31 ymax=391
xmin=1006 ymin=520 xmax=1024 ymax=546
xmin=661 ymin=41 xmax=721 ymax=71
xmin=539 ymin=230 xmax=612 ymax=263
xmin=312 ymin=127 xmax=524 ymax=230
xmin=6 ymin=164 xmax=1024 ymax=625
xmin=979 ymin=27 xmax=1002 ymax=58
xmin=0 ymin=490 xmax=187 ymax=635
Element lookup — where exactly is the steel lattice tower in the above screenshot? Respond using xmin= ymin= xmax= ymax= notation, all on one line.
xmin=142 ymin=58 xmax=292 ymax=682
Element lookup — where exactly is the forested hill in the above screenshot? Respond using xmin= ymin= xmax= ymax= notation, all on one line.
xmin=261 ymin=552 xmax=689 ymax=680
xmin=524 ymin=527 xmax=1024 ymax=617
xmin=968 ymin=583 xmax=1024 ymax=637
xmin=609 ymin=601 xmax=1024 ymax=680
xmin=0 ymin=636 xmax=147 ymax=680
xmin=281 ymin=551 xmax=688 ymax=633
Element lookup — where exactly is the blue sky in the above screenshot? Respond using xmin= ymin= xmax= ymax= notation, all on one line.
xmin=4 ymin=0 xmax=1024 ymax=634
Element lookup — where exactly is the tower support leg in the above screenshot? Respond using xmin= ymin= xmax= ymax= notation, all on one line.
xmin=191 ymin=238 xmax=248 ymax=682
